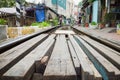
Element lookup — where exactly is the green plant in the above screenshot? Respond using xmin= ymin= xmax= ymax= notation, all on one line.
xmin=0 ymin=18 xmax=7 ymax=25
xmin=91 ymin=22 xmax=97 ymax=25
xmin=104 ymin=13 xmax=115 ymax=23
xmin=31 ymin=22 xmax=39 ymax=26
xmin=118 ymin=24 xmax=120 ymax=28
xmin=52 ymin=18 xmax=58 ymax=26
xmin=0 ymin=0 xmax=15 ymax=7
xmin=88 ymin=0 xmax=96 ymax=3
xmin=31 ymin=21 xmax=50 ymax=28
xmin=40 ymin=21 xmax=50 ymax=27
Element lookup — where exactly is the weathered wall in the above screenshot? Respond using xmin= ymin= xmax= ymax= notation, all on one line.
xmin=0 ymin=25 xmax=8 ymax=40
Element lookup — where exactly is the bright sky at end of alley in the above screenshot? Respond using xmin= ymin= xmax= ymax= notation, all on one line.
xmin=74 ymin=0 xmax=83 ymax=5
xmin=25 ymin=0 xmax=83 ymax=5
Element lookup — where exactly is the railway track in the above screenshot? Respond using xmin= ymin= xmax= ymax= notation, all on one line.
xmin=0 ymin=27 xmax=57 ymax=53
xmin=0 ymin=26 xmax=120 ymax=80
xmin=72 ymin=26 xmax=120 ymax=52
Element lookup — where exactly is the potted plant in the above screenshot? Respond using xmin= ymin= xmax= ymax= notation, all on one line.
xmin=98 ymin=22 xmax=105 ymax=29
xmin=117 ymin=24 xmax=120 ymax=34
xmin=85 ymin=23 xmax=89 ymax=27
xmin=89 ymin=21 xmax=98 ymax=29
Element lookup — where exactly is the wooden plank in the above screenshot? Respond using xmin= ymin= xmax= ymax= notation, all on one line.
xmin=43 ymin=35 xmax=77 ymax=80
xmin=69 ymin=35 xmax=94 ymax=80
xmin=55 ymin=30 xmax=75 ymax=34
xmin=68 ymin=39 xmax=102 ymax=80
xmin=72 ymin=26 xmax=120 ymax=53
xmin=67 ymin=40 xmax=80 ymax=75
xmin=86 ymin=58 xmax=102 ymax=80
xmin=71 ymin=35 xmax=102 ymax=80
xmin=0 ymin=34 xmax=48 ymax=77
xmin=75 ymin=35 xmax=120 ymax=80
xmin=80 ymin=35 xmax=120 ymax=70
xmin=1 ymin=35 xmax=55 ymax=80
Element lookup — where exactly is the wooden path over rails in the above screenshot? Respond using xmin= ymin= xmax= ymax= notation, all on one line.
xmin=0 ymin=27 xmax=57 ymax=53
xmin=74 ymin=35 xmax=120 ymax=80
xmin=44 ymin=35 xmax=77 ymax=80
xmin=0 ymin=30 xmax=120 ymax=80
xmin=72 ymin=26 xmax=120 ymax=52
xmin=1 ymin=34 xmax=55 ymax=80
xmin=0 ymin=34 xmax=49 ymax=77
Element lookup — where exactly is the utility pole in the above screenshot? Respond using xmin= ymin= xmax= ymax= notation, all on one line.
xmin=43 ymin=0 xmax=45 ymax=4
xmin=16 ymin=0 xmax=21 ymax=27
xmin=56 ymin=0 xmax=58 ymax=13
xmin=106 ymin=0 xmax=110 ymax=13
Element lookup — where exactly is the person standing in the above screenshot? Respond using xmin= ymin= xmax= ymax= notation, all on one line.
xmin=78 ymin=12 xmax=82 ymax=26
xmin=59 ymin=15 xmax=62 ymax=27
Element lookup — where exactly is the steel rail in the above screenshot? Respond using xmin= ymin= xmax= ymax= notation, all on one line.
xmin=72 ymin=27 xmax=120 ymax=52
xmin=0 ymin=27 xmax=58 ymax=53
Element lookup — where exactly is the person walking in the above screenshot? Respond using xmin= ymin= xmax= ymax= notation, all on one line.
xmin=78 ymin=10 xmax=85 ymax=26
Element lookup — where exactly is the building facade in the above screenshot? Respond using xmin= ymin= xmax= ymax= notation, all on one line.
xmin=43 ymin=0 xmax=74 ymax=18
xmin=82 ymin=0 xmax=120 ymax=27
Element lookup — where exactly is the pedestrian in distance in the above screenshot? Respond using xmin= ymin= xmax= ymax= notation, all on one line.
xmin=59 ymin=15 xmax=62 ymax=27
xmin=78 ymin=9 xmax=84 ymax=26
xmin=78 ymin=12 xmax=82 ymax=26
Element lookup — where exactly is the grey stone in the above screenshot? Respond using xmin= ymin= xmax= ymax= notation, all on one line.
xmin=0 ymin=25 xmax=8 ymax=40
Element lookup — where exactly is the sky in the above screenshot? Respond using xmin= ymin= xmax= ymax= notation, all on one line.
xmin=25 ymin=0 xmax=83 ymax=5
xmin=74 ymin=0 xmax=83 ymax=5
xmin=25 ymin=0 xmax=42 ymax=4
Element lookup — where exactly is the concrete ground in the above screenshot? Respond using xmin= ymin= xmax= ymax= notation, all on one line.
xmin=74 ymin=25 xmax=120 ymax=45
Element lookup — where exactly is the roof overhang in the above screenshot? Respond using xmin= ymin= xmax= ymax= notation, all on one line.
xmin=0 ymin=8 xmax=16 ymax=14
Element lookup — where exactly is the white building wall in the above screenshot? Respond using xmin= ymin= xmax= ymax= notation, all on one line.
xmin=66 ymin=1 xmax=70 ymax=18
xmin=57 ymin=0 xmax=66 ymax=17
xmin=57 ymin=6 xmax=65 ymax=16
xmin=43 ymin=0 xmax=74 ymax=18
xmin=43 ymin=0 xmax=52 ymax=8
xmin=66 ymin=0 xmax=74 ymax=18
xmin=72 ymin=5 xmax=79 ymax=20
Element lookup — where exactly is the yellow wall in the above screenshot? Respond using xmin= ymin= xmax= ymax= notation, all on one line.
xmin=7 ymin=27 xmax=35 ymax=38
xmin=117 ymin=30 xmax=120 ymax=35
